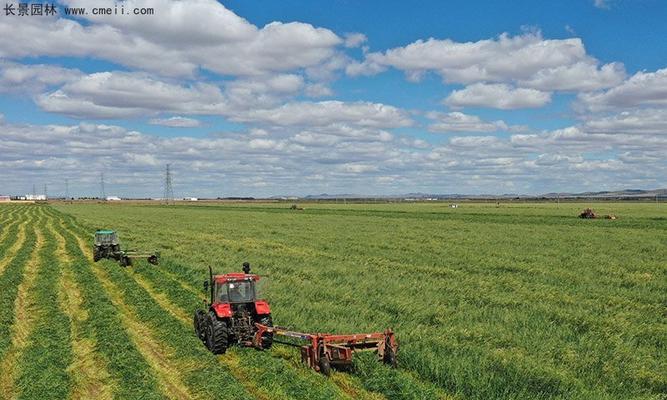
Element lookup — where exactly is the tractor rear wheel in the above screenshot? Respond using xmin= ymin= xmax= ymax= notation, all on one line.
xmin=193 ymin=310 xmax=206 ymax=341
xmin=147 ymin=255 xmax=158 ymax=265
xmin=205 ymin=312 xmax=229 ymax=354
xmin=258 ymin=315 xmax=273 ymax=349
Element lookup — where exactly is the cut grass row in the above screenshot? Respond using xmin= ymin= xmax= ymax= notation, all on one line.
xmin=55 ymin=215 xmax=166 ymax=399
xmin=0 ymin=211 xmax=29 ymax=275
xmin=53 ymin=210 xmax=395 ymax=399
xmin=53 ymin=209 xmax=256 ymax=400
xmin=59 ymin=208 xmax=348 ymax=400
xmin=52 ymin=216 xmax=115 ymax=400
xmin=0 ymin=207 xmax=43 ymax=399
xmin=0 ymin=207 xmax=38 ymax=362
xmin=14 ymin=217 xmax=73 ymax=399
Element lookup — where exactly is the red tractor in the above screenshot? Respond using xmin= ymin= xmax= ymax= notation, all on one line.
xmin=194 ymin=263 xmax=399 ymax=375
xmin=194 ymin=262 xmax=273 ymax=354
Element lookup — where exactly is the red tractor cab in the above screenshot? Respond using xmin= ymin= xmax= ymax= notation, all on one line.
xmin=194 ymin=263 xmax=273 ymax=354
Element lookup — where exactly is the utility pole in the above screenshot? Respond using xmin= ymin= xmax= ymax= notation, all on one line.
xmin=44 ymin=184 xmax=48 ymax=200
xmin=163 ymin=164 xmax=174 ymax=205
xmin=32 ymin=184 xmax=36 ymax=197
xmin=65 ymin=179 xmax=69 ymax=200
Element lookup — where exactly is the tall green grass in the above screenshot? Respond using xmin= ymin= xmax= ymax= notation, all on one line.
xmin=53 ymin=202 xmax=667 ymax=399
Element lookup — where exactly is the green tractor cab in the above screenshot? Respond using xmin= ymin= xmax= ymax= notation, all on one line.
xmin=93 ymin=229 xmax=159 ymax=267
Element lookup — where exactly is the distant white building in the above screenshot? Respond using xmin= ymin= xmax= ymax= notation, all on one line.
xmin=25 ymin=194 xmax=46 ymax=201
xmin=106 ymin=196 xmax=122 ymax=201
xmin=183 ymin=197 xmax=198 ymax=201
xmin=0 ymin=195 xmax=10 ymax=202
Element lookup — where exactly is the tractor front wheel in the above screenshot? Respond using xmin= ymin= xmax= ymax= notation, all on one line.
xmin=205 ymin=312 xmax=229 ymax=354
xmin=258 ymin=315 xmax=273 ymax=349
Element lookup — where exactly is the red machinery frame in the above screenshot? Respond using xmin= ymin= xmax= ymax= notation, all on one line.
xmin=253 ymin=324 xmax=398 ymax=374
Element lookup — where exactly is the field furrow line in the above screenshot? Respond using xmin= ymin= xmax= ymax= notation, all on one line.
xmin=54 ymin=215 xmax=113 ymax=400
xmin=51 ymin=213 xmax=114 ymax=399
xmin=55 ymin=224 xmax=166 ymax=399
xmin=0 ymin=206 xmax=22 ymax=224
xmin=54 ymin=208 xmax=441 ymax=400
xmin=61 ymin=224 xmax=258 ymax=400
xmin=0 ymin=212 xmax=37 ymax=362
xmin=14 ymin=217 xmax=74 ymax=399
xmin=128 ymin=270 xmax=192 ymax=324
xmin=130 ymin=264 xmax=378 ymax=400
xmin=0 ymin=224 xmax=44 ymax=399
xmin=58 ymin=253 xmax=115 ymax=399
xmin=92 ymin=264 xmax=195 ymax=400
xmin=0 ymin=217 xmax=29 ymax=275
xmin=124 ymin=270 xmax=287 ymax=400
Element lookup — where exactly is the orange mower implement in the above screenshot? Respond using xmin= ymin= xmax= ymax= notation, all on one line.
xmin=252 ymin=325 xmax=398 ymax=375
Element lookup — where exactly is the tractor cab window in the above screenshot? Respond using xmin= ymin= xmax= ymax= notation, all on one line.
xmin=95 ymin=232 xmax=117 ymax=245
xmin=216 ymin=280 xmax=256 ymax=303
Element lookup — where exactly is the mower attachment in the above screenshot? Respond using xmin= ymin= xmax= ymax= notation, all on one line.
xmin=253 ymin=324 xmax=398 ymax=375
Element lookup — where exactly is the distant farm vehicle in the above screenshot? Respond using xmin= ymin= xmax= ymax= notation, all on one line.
xmin=93 ymin=230 xmax=160 ymax=267
xmin=290 ymin=204 xmax=304 ymax=211
xmin=194 ymin=263 xmax=398 ymax=375
xmin=579 ymin=209 xmax=618 ymax=220
xmin=579 ymin=208 xmax=597 ymax=219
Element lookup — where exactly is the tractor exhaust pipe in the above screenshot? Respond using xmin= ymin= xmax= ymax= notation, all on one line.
xmin=208 ymin=265 xmax=214 ymax=303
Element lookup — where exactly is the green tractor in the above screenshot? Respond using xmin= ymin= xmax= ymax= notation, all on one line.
xmin=93 ymin=230 xmax=159 ymax=267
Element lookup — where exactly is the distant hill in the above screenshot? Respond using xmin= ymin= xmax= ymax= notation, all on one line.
xmin=280 ymin=188 xmax=667 ymax=200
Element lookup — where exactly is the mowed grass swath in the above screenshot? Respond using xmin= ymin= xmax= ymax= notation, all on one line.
xmin=0 ymin=202 xmax=665 ymax=400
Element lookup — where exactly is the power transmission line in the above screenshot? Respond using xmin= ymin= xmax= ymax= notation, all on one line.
xmin=100 ymin=173 xmax=106 ymax=199
xmin=163 ymin=164 xmax=174 ymax=205
xmin=65 ymin=179 xmax=69 ymax=199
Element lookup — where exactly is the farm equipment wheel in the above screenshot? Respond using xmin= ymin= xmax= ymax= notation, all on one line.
xmin=258 ymin=315 xmax=273 ymax=349
xmin=93 ymin=249 xmax=101 ymax=262
xmin=318 ymin=349 xmax=331 ymax=376
xmin=318 ymin=355 xmax=331 ymax=376
xmin=205 ymin=312 xmax=229 ymax=354
xmin=147 ymin=255 xmax=159 ymax=265
xmin=120 ymin=256 xmax=132 ymax=267
xmin=383 ymin=340 xmax=397 ymax=368
xmin=193 ymin=310 xmax=207 ymax=341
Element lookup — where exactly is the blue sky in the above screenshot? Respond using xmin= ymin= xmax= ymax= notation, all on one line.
xmin=0 ymin=0 xmax=666 ymax=197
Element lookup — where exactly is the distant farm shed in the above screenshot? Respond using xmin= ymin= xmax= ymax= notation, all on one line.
xmin=0 ymin=195 xmax=10 ymax=202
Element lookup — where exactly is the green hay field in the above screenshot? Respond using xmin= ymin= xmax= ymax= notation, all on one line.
xmin=0 ymin=202 xmax=664 ymax=399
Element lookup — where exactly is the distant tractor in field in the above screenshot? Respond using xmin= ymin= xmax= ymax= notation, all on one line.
xmin=290 ymin=204 xmax=304 ymax=210
xmin=579 ymin=208 xmax=597 ymax=219
xmin=93 ymin=230 xmax=159 ymax=267
xmin=194 ymin=262 xmax=398 ymax=375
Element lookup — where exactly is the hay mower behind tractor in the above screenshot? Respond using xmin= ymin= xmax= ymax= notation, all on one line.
xmin=194 ymin=263 xmax=398 ymax=375
xmin=93 ymin=229 xmax=159 ymax=267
